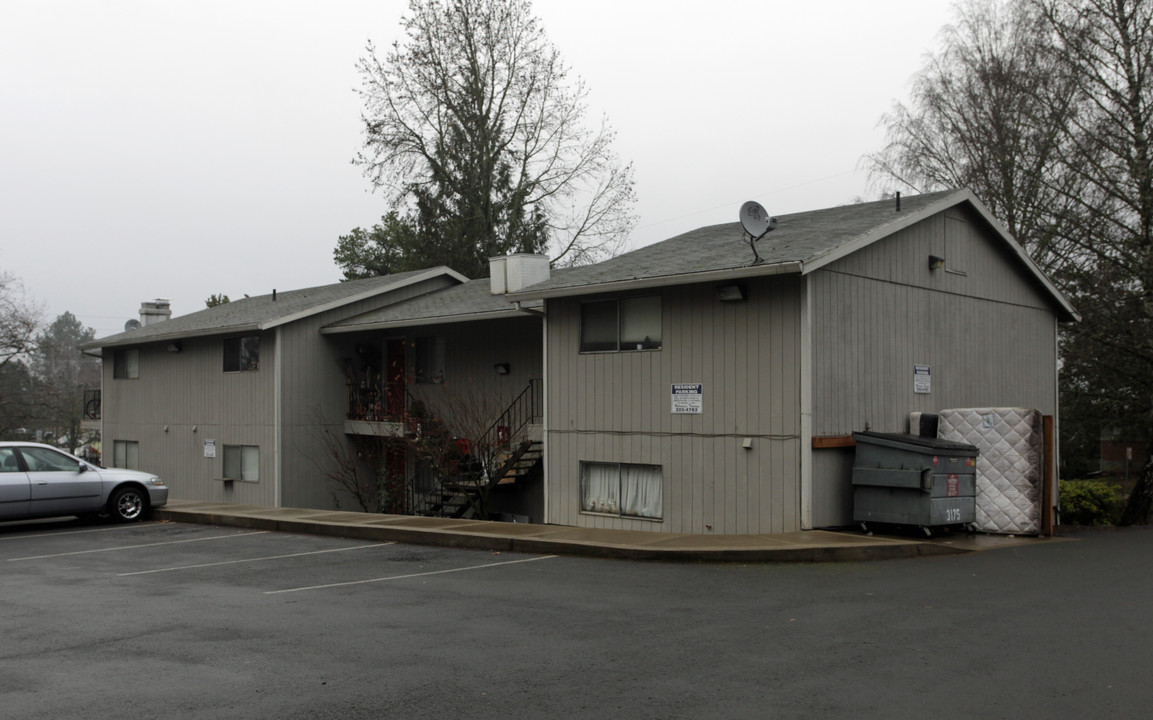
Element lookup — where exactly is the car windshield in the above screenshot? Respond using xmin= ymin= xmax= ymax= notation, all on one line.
xmin=19 ymin=447 xmax=80 ymax=472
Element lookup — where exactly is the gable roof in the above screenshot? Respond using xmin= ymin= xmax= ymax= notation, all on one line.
xmin=507 ymin=189 xmax=1077 ymax=321
xmin=82 ymin=267 xmax=468 ymax=349
xmin=321 ymin=278 xmax=543 ymax=334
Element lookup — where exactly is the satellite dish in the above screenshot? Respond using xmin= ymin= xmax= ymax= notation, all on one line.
xmin=739 ymin=201 xmax=778 ymax=265
xmin=740 ymin=201 xmax=773 ymax=237
xmin=124 ymin=319 xmax=142 ymax=332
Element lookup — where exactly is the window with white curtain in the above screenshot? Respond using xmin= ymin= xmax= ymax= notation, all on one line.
xmin=579 ymin=462 xmax=663 ymax=519
xmin=223 ymin=445 xmax=260 ymax=482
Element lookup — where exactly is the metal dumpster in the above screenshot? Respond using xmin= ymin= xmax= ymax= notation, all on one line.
xmin=852 ymin=431 xmax=978 ymax=534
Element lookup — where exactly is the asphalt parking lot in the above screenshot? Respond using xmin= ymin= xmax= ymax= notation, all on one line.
xmin=2 ymin=518 xmax=1151 ymax=719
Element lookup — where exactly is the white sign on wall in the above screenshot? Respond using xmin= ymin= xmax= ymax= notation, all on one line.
xmin=914 ymin=365 xmax=932 ymax=394
xmin=671 ymin=383 xmax=703 ymax=414
xmin=204 ymin=439 xmax=217 ymax=458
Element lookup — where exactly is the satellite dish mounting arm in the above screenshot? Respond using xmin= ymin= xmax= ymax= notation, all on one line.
xmin=739 ymin=201 xmax=778 ymax=265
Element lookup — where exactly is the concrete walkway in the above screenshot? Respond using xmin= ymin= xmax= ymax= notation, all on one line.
xmin=153 ymin=500 xmax=1061 ymax=562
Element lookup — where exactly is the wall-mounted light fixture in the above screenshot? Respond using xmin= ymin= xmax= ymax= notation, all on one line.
xmin=166 ymin=341 xmax=183 ymax=353
xmin=928 ymin=255 xmax=946 ymax=271
xmin=494 ymin=363 xmax=510 ymax=375
xmin=716 ymin=285 xmax=746 ymax=302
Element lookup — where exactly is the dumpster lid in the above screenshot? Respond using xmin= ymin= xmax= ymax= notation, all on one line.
xmin=853 ymin=431 xmax=978 ymax=455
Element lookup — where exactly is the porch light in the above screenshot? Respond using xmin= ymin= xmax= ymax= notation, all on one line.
xmin=716 ymin=285 xmax=745 ymax=302
xmin=929 ymin=255 xmax=946 ymax=271
xmin=494 ymin=363 xmax=510 ymax=375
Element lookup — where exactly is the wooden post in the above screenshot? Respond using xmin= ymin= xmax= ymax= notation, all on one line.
xmin=1042 ymin=415 xmax=1055 ymax=536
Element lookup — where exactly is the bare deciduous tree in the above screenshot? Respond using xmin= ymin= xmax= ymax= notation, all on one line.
xmin=344 ymin=0 xmax=636 ymax=280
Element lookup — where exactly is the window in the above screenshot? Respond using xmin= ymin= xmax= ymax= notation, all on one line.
xmin=113 ymin=440 xmax=139 ymax=470
xmin=18 ymin=446 xmax=81 ymax=472
xmin=414 ymin=336 xmax=445 ymax=384
xmin=113 ymin=349 xmax=139 ymax=379
xmin=579 ymin=462 xmax=663 ymax=519
xmin=580 ymin=297 xmax=661 ymax=352
xmin=223 ymin=445 xmax=259 ymax=482
xmin=0 ymin=448 xmax=22 ymax=472
xmin=224 ymin=336 xmax=260 ymax=372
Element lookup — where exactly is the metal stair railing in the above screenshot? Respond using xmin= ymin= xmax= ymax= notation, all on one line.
xmin=409 ymin=379 xmax=543 ymax=518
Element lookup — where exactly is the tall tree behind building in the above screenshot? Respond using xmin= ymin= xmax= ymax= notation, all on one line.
xmin=29 ymin=312 xmax=98 ymax=452
xmin=869 ymin=0 xmax=1153 ymax=522
xmin=0 ymin=271 xmax=41 ymax=438
xmin=338 ymin=0 xmax=637 ymax=280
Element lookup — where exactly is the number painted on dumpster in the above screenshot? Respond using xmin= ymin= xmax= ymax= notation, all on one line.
xmin=945 ymin=507 xmax=962 ymax=522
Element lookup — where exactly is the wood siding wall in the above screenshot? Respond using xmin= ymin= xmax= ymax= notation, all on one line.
xmin=397 ymin=316 xmax=543 ymax=433
xmin=275 ymin=276 xmax=459 ymax=510
xmin=100 ymin=275 xmax=459 ymax=510
xmin=101 ymin=333 xmax=278 ymax=506
xmin=545 ymin=277 xmax=802 ymax=534
xmin=809 ymin=208 xmax=1060 ymax=527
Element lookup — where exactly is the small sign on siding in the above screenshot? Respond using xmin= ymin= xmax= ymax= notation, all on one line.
xmin=204 ymin=439 xmax=217 ymax=458
xmin=671 ymin=383 xmax=703 ymax=414
xmin=914 ymin=365 xmax=932 ymax=394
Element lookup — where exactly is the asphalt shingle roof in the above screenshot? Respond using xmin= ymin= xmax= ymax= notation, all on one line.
xmin=83 ymin=268 xmax=462 ymax=349
xmin=323 ymin=278 xmax=543 ymax=333
xmin=509 ymin=190 xmax=958 ymax=297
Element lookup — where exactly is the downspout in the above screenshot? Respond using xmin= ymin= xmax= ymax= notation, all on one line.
xmin=513 ymin=301 xmax=545 ymax=317
xmin=274 ymin=326 xmax=283 ymax=508
xmin=800 ymin=275 xmax=814 ymax=530
xmin=1052 ymin=315 xmax=1060 ymax=523
xmin=541 ymin=305 xmax=549 ymax=524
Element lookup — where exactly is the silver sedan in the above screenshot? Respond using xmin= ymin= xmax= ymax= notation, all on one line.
xmin=0 ymin=442 xmax=168 ymax=522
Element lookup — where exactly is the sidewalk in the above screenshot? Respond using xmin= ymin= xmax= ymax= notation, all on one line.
xmin=153 ymin=500 xmax=1060 ymax=562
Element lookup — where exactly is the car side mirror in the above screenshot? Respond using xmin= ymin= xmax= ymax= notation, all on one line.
xmin=78 ymin=462 xmax=88 ymax=473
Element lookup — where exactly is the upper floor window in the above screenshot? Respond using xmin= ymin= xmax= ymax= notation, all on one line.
xmin=113 ymin=349 xmax=139 ymax=379
xmin=580 ymin=297 xmax=661 ymax=352
xmin=414 ymin=336 xmax=445 ymax=384
xmin=224 ymin=336 xmax=260 ymax=372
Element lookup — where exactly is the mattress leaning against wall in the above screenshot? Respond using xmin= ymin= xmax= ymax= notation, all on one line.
xmin=936 ymin=408 xmax=1044 ymax=535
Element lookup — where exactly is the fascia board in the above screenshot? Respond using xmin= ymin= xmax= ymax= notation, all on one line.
xmin=261 ymin=268 xmax=468 ymax=331
xmin=801 ymin=188 xmax=1079 ymax=323
xmin=506 ymin=261 xmax=804 ymax=301
xmin=83 ymin=323 xmax=263 ymax=351
xmin=321 ymin=308 xmax=535 ymax=334
xmin=959 ymin=194 xmax=1080 ymax=322
xmin=801 ymin=190 xmax=972 ymax=275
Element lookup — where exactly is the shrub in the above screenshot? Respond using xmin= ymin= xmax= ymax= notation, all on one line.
xmin=1059 ymin=480 xmax=1125 ymax=526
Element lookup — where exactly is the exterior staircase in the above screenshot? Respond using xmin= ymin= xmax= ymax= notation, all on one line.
xmin=412 ymin=440 xmax=542 ymax=518
xmin=410 ymin=379 xmax=543 ymax=519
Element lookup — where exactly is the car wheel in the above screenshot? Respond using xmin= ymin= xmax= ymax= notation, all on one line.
xmin=109 ymin=486 xmax=149 ymax=522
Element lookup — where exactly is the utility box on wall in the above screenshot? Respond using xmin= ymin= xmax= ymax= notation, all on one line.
xmin=852 ymin=432 xmax=978 ymax=533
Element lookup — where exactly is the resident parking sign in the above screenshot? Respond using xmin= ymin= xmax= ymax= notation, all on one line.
xmin=671 ymin=383 xmax=703 ymax=414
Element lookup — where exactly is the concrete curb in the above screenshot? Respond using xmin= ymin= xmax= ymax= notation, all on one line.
xmin=153 ymin=503 xmax=971 ymax=563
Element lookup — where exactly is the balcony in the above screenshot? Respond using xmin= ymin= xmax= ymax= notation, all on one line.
xmin=344 ymin=380 xmax=406 ymax=437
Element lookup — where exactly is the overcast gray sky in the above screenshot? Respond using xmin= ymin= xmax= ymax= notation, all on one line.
xmin=1 ymin=0 xmax=957 ymax=338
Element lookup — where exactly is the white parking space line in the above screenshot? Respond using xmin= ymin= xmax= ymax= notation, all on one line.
xmin=265 ymin=554 xmax=559 ymax=595
xmin=117 ymin=542 xmax=397 ymax=576
xmin=6 ymin=531 xmax=270 ymax=561
xmin=0 ymin=522 xmax=164 ymax=542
